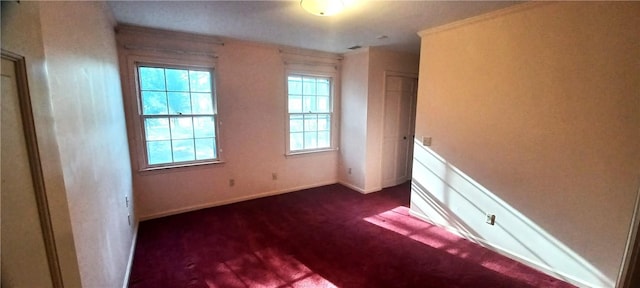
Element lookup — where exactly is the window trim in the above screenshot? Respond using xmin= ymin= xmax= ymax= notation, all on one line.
xmin=285 ymin=69 xmax=338 ymax=156
xmin=123 ymin=55 xmax=223 ymax=172
xmin=136 ymin=63 xmax=220 ymax=168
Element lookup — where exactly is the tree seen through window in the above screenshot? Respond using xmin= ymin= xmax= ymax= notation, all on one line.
xmin=138 ymin=66 xmax=218 ymax=165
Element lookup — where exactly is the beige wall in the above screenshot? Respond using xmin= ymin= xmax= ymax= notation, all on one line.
xmin=365 ymin=48 xmax=419 ymax=191
xmin=2 ymin=1 xmax=135 ymax=287
xmin=116 ymin=29 xmax=339 ymax=219
xmin=38 ymin=2 xmax=135 ymax=287
xmin=411 ymin=2 xmax=640 ymax=287
xmin=340 ymin=48 xmax=419 ymax=192
xmin=339 ymin=50 xmax=369 ymax=190
xmin=37 ymin=2 xmax=136 ymax=286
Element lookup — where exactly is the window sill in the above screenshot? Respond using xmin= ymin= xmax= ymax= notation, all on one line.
xmin=138 ymin=160 xmax=225 ymax=174
xmin=285 ymin=147 xmax=338 ymax=158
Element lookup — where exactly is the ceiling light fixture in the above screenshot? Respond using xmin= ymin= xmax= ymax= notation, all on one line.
xmin=300 ymin=0 xmax=345 ymax=16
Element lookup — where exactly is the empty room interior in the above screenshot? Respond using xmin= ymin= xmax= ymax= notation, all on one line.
xmin=2 ymin=1 xmax=639 ymax=288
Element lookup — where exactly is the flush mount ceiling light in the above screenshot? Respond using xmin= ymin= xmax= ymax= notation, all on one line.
xmin=300 ymin=0 xmax=345 ymax=16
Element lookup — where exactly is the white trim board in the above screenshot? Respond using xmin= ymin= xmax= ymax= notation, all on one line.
xmin=121 ymin=222 xmax=139 ymax=288
xmin=139 ymin=181 xmax=339 ymax=221
xmin=338 ymin=180 xmax=381 ymax=194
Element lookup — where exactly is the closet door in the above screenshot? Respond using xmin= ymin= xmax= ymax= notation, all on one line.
xmin=381 ymin=74 xmax=417 ymax=188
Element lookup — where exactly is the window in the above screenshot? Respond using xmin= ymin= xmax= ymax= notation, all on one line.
xmin=287 ymin=74 xmax=333 ymax=153
xmin=137 ymin=65 xmax=219 ymax=167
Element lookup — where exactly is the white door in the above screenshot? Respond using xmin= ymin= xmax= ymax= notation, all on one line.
xmin=1 ymin=57 xmax=55 ymax=287
xmin=381 ymin=74 xmax=417 ymax=188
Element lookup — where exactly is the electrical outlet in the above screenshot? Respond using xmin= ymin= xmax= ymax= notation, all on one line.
xmin=422 ymin=136 xmax=432 ymax=146
xmin=486 ymin=214 xmax=496 ymax=225
xmin=272 ymin=173 xmax=277 ymax=180
xmin=348 ymin=168 xmax=352 ymax=175
xmin=229 ymin=179 xmax=235 ymax=187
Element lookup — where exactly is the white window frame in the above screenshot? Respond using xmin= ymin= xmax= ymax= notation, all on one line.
xmin=285 ymin=69 xmax=338 ymax=155
xmin=136 ymin=63 xmax=220 ymax=168
xmin=123 ymin=55 xmax=223 ymax=171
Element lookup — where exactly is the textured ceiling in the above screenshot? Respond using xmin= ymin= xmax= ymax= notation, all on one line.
xmin=108 ymin=1 xmax=521 ymax=54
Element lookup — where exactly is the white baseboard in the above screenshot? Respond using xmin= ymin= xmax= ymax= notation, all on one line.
xmin=140 ymin=181 xmax=338 ymax=221
xmin=122 ymin=221 xmax=139 ymax=288
xmin=408 ymin=209 xmax=595 ymax=288
xmin=338 ymin=180 xmax=381 ymax=194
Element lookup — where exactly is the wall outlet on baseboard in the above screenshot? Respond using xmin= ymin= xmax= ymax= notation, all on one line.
xmin=486 ymin=214 xmax=496 ymax=225
xmin=229 ymin=179 xmax=235 ymax=187
xmin=272 ymin=173 xmax=278 ymax=180
xmin=422 ymin=136 xmax=432 ymax=146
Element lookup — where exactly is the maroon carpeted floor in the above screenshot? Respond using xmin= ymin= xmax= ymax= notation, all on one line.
xmin=128 ymin=182 xmax=576 ymax=288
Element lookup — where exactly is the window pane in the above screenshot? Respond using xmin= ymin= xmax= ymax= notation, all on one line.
xmin=139 ymin=67 xmax=166 ymax=91
xmin=289 ymin=115 xmax=304 ymax=133
xmin=145 ymin=118 xmax=171 ymax=141
xmin=304 ymin=131 xmax=317 ymax=149
xmin=141 ymin=91 xmax=168 ymax=115
xmin=303 ymin=95 xmax=317 ymax=112
xmin=288 ymin=76 xmax=302 ymax=95
xmin=139 ymin=65 xmax=218 ymax=166
xmin=147 ymin=140 xmax=172 ymax=165
xmin=318 ymin=114 xmax=330 ymax=131
xmin=165 ymin=69 xmax=189 ymax=92
xmin=172 ymin=139 xmax=195 ymax=162
xmin=189 ymin=70 xmax=211 ymax=92
xmin=288 ymin=96 xmax=302 ymax=113
xmin=317 ymin=96 xmax=330 ymax=113
xmin=318 ymin=131 xmax=330 ymax=148
xmin=170 ymin=117 xmax=194 ymax=140
xmin=290 ymin=132 xmax=303 ymax=151
xmin=302 ymin=77 xmax=316 ymax=95
xmin=304 ymin=114 xmax=318 ymax=132
xmin=287 ymin=74 xmax=333 ymax=153
xmin=316 ymin=79 xmax=330 ymax=96
xmin=168 ymin=92 xmax=191 ymax=115
xmin=191 ymin=93 xmax=214 ymax=114
xmin=193 ymin=116 xmax=215 ymax=138
xmin=195 ymin=138 xmax=216 ymax=160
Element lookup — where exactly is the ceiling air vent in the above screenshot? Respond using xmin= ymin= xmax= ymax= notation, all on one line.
xmin=348 ymin=45 xmax=362 ymax=50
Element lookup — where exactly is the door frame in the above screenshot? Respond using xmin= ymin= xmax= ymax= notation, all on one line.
xmin=617 ymin=180 xmax=640 ymax=288
xmin=2 ymin=49 xmax=64 ymax=288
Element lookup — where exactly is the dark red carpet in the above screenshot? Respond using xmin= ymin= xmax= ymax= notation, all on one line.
xmin=128 ymin=182 xmax=576 ymax=288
